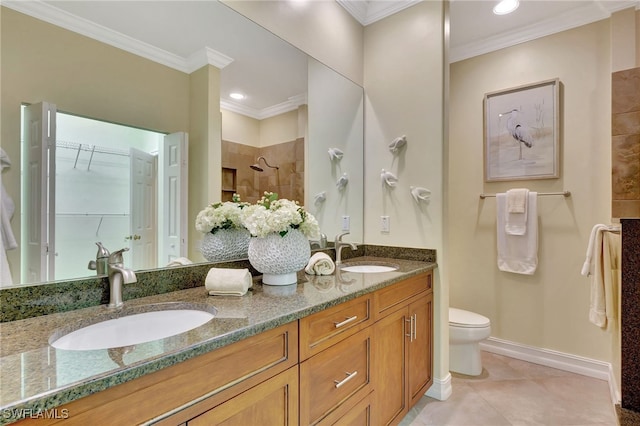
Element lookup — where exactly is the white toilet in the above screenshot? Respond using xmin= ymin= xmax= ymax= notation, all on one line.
xmin=449 ymin=307 xmax=491 ymax=376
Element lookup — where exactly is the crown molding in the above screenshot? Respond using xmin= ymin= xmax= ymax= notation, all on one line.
xmin=337 ymin=0 xmax=420 ymax=26
xmin=1 ymin=0 xmax=233 ymax=73
xmin=221 ymin=93 xmax=308 ymax=120
xmin=186 ymin=47 xmax=234 ymax=73
xmin=450 ymin=1 xmax=640 ymax=63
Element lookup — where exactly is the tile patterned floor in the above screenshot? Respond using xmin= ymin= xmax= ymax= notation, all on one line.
xmin=401 ymin=351 xmax=618 ymax=426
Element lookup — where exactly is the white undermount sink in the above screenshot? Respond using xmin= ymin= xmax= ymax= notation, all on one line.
xmin=340 ymin=263 xmax=399 ymax=273
xmin=50 ymin=307 xmax=215 ymax=351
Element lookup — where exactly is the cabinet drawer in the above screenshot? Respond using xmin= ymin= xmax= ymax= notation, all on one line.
xmin=300 ymin=294 xmax=372 ymax=360
xmin=187 ymin=366 xmax=298 ymax=426
xmin=374 ymin=272 xmax=432 ymax=318
xmin=317 ymin=391 xmax=373 ymax=426
xmin=300 ymin=327 xmax=372 ymax=425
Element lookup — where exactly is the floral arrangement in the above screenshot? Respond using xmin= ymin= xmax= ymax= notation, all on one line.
xmin=195 ymin=194 xmax=249 ymax=234
xmin=241 ymin=192 xmax=320 ymax=239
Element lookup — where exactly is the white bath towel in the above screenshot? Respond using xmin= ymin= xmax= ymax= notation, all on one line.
xmin=581 ymin=224 xmax=621 ymax=328
xmin=505 ymin=188 xmax=529 ymax=235
xmin=0 ymin=149 xmax=16 ymax=286
xmin=205 ymin=267 xmax=252 ymax=296
xmin=305 ymin=252 xmax=335 ymax=276
xmin=496 ymin=192 xmax=538 ymax=275
xmin=581 ymin=224 xmax=620 ymax=277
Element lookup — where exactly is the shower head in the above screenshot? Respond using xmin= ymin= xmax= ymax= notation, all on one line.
xmin=250 ymin=156 xmax=279 ymax=172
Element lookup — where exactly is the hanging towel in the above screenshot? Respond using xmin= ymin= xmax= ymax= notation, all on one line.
xmin=581 ymin=224 xmax=620 ymax=277
xmin=305 ymin=252 xmax=335 ymax=276
xmin=581 ymin=224 xmax=621 ymax=328
xmin=0 ymin=148 xmax=17 ymax=286
xmin=496 ymin=192 xmax=538 ymax=275
xmin=205 ymin=267 xmax=253 ymax=296
xmin=505 ymin=188 xmax=529 ymax=235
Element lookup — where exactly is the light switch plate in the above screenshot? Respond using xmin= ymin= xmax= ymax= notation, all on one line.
xmin=381 ymin=216 xmax=390 ymax=233
xmin=342 ymin=215 xmax=350 ymax=231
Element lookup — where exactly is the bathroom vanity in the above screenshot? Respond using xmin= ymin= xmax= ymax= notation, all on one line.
xmin=0 ymin=257 xmax=434 ymax=425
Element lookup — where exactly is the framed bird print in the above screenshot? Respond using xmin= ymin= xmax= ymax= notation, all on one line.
xmin=483 ymin=78 xmax=560 ymax=182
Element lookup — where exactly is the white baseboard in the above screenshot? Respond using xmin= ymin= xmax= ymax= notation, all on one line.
xmin=480 ymin=337 xmax=620 ymax=405
xmin=425 ymin=372 xmax=452 ymax=401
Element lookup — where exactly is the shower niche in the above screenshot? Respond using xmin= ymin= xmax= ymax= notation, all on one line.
xmin=221 ymin=167 xmax=237 ymax=201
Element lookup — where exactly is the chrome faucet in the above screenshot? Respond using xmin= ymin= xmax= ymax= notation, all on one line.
xmin=88 ymin=242 xmax=110 ymax=275
xmin=310 ymin=233 xmax=327 ymax=249
xmin=107 ymin=248 xmax=137 ymax=309
xmin=335 ymin=232 xmax=358 ymax=265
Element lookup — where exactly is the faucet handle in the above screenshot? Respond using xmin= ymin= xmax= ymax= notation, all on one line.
xmin=108 ymin=248 xmax=129 ymax=265
xmin=336 ymin=232 xmax=350 ymax=242
xmin=95 ymin=242 xmax=110 ymax=259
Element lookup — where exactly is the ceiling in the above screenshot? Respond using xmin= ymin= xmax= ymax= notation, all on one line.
xmin=4 ymin=0 xmax=638 ymax=116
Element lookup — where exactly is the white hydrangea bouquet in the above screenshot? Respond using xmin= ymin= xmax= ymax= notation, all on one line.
xmin=195 ymin=194 xmax=251 ymax=262
xmin=195 ymin=194 xmax=249 ymax=235
xmin=242 ymin=192 xmax=320 ymax=285
xmin=241 ymin=192 xmax=320 ymax=239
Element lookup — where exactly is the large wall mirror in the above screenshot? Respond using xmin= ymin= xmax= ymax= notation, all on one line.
xmin=1 ymin=1 xmax=364 ymax=288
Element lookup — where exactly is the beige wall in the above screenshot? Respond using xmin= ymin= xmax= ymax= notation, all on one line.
xmin=188 ymin=65 xmax=221 ymax=260
xmin=221 ymin=110 xmax=260 ymax=147
xmin=364 ymin=1 xmax=447 ymax=391
xmin=260 ymin=110 xmax=299 ymax=147
xmin=449 ymin=20 xmax=614 ymax=364
xmin=221 ymin=0 xmax=363 ymax=87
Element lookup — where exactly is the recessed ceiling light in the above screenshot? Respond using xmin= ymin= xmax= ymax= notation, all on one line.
xmin=230 ymin=93 xmax=245 ymax=100
xmin=493 ymin=0 xmax=519 ymax=15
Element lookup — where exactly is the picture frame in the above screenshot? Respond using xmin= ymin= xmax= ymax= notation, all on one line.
xmin=483 ymin=78 xmax=560 ymax=182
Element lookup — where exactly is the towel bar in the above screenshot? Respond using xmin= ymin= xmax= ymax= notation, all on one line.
xmin=479 ymin=191 xmax=571 ymax=199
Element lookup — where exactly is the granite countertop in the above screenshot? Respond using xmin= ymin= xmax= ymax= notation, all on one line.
xmin=0 ymin=256 xmax=435 ymax=425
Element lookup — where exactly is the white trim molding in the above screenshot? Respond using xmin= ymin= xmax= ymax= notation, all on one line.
xmin=221 ymin=93 xmax=307 ymax=120
xmin=336 ymin=0 xmax=420 ymax=26
xmin=1 ymin=0 xmax=233 ymax=74
xmin=425 ymin=372 xmax=452 ymax=401
xmin=450 ymin=1 xmax=640 ymax=62
xmin=480 ymin=337 xmax=620 ymax=405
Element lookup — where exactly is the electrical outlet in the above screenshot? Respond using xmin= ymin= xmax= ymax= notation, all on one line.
xmin=381 ymin=216 xmax=390 ymax=233
xmin=342 ymin=215 xmax=350 ymax=231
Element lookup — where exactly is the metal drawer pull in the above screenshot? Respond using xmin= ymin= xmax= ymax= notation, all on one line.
xmin=334 ymin=371 xmax=358 ymax=388
xmin=334 ymin=315 xmax=358 ymax=328
xmin=405 ymin=316 xmax=414 ymax=341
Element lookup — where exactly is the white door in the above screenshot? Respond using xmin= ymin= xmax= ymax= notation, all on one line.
xmin=22 ymin=102 xmax=56 ymax=284
xmin=159 ymin=132 xmax=188 ymax=265
xmin=130 ymin=148 xmax=157 ymax=270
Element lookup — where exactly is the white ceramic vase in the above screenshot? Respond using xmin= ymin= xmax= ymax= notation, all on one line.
xmin=200 ymin=228 xmax=251 ymax=262
xmin=248 ymin=228 xmax=310 ymax=285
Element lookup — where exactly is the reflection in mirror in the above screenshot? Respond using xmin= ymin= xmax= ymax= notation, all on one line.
xmin=1 ymin=2 xmax=364 ymax=288
xmin=19 ymin=108 xmax=175 ymax=284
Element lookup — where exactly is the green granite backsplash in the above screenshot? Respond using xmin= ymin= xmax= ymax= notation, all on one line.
xmin=0 ymin=245 xmax=435 ymax=323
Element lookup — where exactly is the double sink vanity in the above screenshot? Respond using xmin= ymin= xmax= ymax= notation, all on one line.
xmin=0 ymin=249 xmax=436 ymax=425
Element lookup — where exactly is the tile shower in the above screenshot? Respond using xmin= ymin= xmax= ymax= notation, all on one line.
xmin=221 ymin=138 xmax=304 ymax=204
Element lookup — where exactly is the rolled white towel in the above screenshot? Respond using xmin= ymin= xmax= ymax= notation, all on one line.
xmin=205 ymin=267 xmax=252 ymax=296
xmin=166 ymin=257 xmax=193 ymax=267
xmin=305 ymin=252 xmax=335 ymax=276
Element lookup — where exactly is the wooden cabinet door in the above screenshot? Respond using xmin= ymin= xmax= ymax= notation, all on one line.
xmin=408 ymin=292 xmax=433 ymax=407
xmin=187 ymin=366 xmax=298 ymax=426
xmin=372 ymin=307 xmax=408 ymax=426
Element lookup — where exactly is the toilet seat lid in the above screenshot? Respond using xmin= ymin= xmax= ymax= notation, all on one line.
xmin=449 ymin=308 xmax=490 ymax=328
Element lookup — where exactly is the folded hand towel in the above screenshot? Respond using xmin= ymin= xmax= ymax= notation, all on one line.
xmin=305 ymin=252 xmax=335 ymax=276
xmin=205 ymin=267 xmax=252 ymax=296
xmin=497 ymin=192 xmax=538 ymax=275
xmin=505 ymin=188 xmax=529 ymax=235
